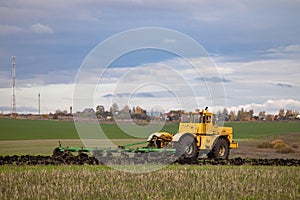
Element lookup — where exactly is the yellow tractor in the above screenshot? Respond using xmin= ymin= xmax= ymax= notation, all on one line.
xmin=54 ymin=107 xmax=238 ymax=163
xmin=147 ymin=107 xmax=238 ymax=159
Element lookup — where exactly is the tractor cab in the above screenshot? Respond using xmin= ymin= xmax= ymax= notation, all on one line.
xmin=178 ymin=108 xmax=215 ymax=135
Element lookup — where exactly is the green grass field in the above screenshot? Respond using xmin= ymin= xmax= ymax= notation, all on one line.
xmin=1 ymin=118 xmax=300 ymax=140
xmin=0 ymin=165 xmax=299 ymax=199
xmin=0 ymin=118 xmax=179 ymax=140
xmin=0 ymin=118 xmax=300 ymax=155
xmin=225 ymin=121 xmax=300 ymax=139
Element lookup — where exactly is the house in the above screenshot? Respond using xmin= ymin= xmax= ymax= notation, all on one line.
xmin=82 ymin=108 xmax=95 ymax=113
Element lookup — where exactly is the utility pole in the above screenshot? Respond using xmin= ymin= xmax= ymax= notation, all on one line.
xmin=38 ymin=93 xmax=41 ymax=115
xmin=12 ymin=56 xmax=16 ymax=116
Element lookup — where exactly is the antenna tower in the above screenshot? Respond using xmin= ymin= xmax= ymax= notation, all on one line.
xmin=12 ymin=56 xmax=16 ymax=115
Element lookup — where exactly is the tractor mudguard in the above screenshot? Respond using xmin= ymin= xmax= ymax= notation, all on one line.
xmin=171 ymin=133 xmax=186 ymax=142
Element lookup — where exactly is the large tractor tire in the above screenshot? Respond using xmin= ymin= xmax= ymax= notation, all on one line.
xmin=208 ymin=138 xmax=229 ymax=159
xmin=175 ymin=133 xmax=197 ymax=159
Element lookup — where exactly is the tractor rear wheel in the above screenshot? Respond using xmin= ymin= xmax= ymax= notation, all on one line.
xmin=175 ymin=133 xmax=197 ymax=159
xmin=209 ymin=138 xmax=229 ymax=159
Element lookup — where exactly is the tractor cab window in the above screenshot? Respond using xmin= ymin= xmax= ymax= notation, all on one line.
xmin=192 ymin=114 xmax=202 ymax=123
xmin=181 ymin=113 xmax=191 ymax=123
xmin=206 ymin=115 xmax=211 ymax=123
xmin=203 ymin=115 xmax=212 ymax=123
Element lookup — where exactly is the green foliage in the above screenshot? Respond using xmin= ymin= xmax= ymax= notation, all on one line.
xmin=0 ymin=165 xmax=299 ymax=199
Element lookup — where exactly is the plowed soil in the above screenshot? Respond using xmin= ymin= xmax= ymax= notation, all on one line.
xmin=230 ymin=132 xmax=300 ymax=159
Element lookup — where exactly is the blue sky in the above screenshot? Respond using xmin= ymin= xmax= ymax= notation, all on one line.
xmin=0 ymin=0 xmax=300 ymax=114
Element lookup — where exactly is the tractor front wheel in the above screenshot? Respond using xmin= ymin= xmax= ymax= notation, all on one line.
xmin=175 ymin=133 xmax=197 ymax=159
xmin=209 ymin=138 xmax=229 ymax=159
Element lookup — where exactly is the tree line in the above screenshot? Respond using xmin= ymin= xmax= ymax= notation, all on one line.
xmin=216 ymin=108 xmax=300 ymax=122
xmin=50 ymin=103 xmax=300 ymax=122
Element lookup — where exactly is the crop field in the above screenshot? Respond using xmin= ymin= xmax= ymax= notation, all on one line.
xmin=0 ymin=118 xmax=300 ymax=155
xmin=0 ymin=119 xmax=299 ymax=199
xmin=1 ymin=118 xmax=300 ymax=141
xmin=0 ymin=118 xmax=179 ymax=140
xmin=0 ymin=165 xmax=299 ymax=200
xmin=225 ymin=121 xmax=300 ymax=139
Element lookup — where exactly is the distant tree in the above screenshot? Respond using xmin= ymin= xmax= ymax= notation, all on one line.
xmin=118 ymin=105 xmax=131 ymax=119
xmin=278 ymin=108 xmax=285 ymax=120
xmin=248 ymin=109 xmax=254 ymax=120
xmin=258 ymin=111 xmax=265 ymax=116
xmin=258 ymin=111 xmax=266 ymax=120
xmin=96 ymin=105 xmax=105 ymax=113
xmin=55 ymin=109 xmax=67 ymax=116
xmin=237 ymin=108 xmax=244 ymax=121
xmin=111 ymin=103 xmax=119 ymax=115
xmin=229 ymin=111 xmax=235 ymax=121
xmin=135 ymin=106 xmax=143 ymax=114
xmin=285 ymin=110 xmax=296 ymax=119
xmin=266 ymin=114 xmax=274 ymax=121
xmin=96 ymin=105 xmax=106 ymax=119
xmin=216 ymin=108 xmax=229 ymax=121
xmin=222 ymin=108 xmax=228 ymax=116
xmin=167 ymin=110 xmax=181 ymax=121
xmin=121 ymin=105 xmax=130 ymax=114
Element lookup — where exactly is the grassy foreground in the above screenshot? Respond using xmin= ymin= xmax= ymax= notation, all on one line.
xmin=0 ymin=165 xmax=299 ymax=200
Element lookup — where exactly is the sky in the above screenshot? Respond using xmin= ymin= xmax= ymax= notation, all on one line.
xmin=0 ymin=0 xmax=300 ymax=115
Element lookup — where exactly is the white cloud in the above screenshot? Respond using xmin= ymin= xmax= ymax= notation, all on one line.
xmin=0 ymin=70 xmax=11 ymax=88
xmin=1 ymin=48 xmax=300 ymax=114
xmin=228 ymin=99 xmax=300 ymax=115
xmin=30 ymin=23 xmax=53 ymax=34
xmin=0 ymin=69 xmax=75 ymax=88
xmin=216 ymin=55 xmax=300 ymax=86
xmin=263 ymin=44 xmax=300 ymax=58
xmin=163 ymin=39 xmax=176 ymax=44
xmin=0 ymin=83 xmax=74 ymax=114
xmin=0 ymin=24 xmax=23 ymax=35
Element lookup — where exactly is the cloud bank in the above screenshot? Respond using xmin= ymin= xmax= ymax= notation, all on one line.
xmin=0 ymin=1 xmax=299 ymax=114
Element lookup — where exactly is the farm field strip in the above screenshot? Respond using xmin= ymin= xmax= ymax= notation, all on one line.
xmin=1 ymin=119 xmax=300 ymax=157
xmin=1 ymin=118 xmax=300 ymax=141
xmin=0 ymin=139 xmax=144 ymax=155
xmin=225 ymin=121 xmax=300 ymax=139
xmin=0 ymin=118 xmax=178 ymax=140
xmin=0 ymin=165 xmax=299 ymax=200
